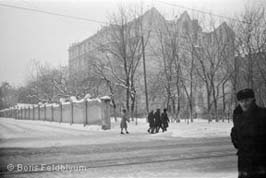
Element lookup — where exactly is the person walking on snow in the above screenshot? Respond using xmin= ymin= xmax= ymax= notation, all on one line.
xmin=147 ymin=110 xmax=155 ymax=134
xmin=161 ymin=108 xmax=170 ymax=132
xmin=120 ymin=109 xmax=130 ymax=134
xmin=154 ymin=109 xmax=161 ymax=133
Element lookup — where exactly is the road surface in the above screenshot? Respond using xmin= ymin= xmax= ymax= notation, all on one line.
xmin=0 ymin=118 xmax=237 ymax=178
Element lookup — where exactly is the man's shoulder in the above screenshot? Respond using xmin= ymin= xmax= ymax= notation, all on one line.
xmin=256 ymin=105 xmax=266 ymax=115
xmin=257 ymin=105 xmax=266 ymax=110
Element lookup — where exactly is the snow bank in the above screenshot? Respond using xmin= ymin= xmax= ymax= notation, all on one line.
xmin=111 ymin=117 xmax=232 ymax=138
xmin=0 ymin=117 xmax=233 ymax=148
xmin=147 ymin=119 xmax=233 ymax=138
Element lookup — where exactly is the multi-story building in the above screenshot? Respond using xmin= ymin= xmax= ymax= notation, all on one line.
xmin=68 ymin=7 xmax=235 ymax=113
xmin=68 ymin=26 xmax=109 ymax=76
xmin=69 ymin=8 xmax=234 ymax=74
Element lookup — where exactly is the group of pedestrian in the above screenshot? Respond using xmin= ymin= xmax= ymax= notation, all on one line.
xmin=147 ymin=108 xmax=169 ymax=134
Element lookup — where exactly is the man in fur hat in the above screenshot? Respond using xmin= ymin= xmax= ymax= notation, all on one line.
xmin=231 ymin=88 xmax=266 ymax=178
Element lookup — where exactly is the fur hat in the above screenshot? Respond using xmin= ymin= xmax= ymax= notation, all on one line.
xmin=237 ymin=88 xmax=255 ymax=101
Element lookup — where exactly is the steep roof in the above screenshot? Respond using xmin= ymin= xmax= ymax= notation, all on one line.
xmin=69 ymin=8 xmax=233 ymax=50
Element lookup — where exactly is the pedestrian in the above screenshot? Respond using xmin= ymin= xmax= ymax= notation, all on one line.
xmin=120 ymin=109 xmax=130 ymax=134
xmin=154 ymin=108 xmax=161 ymax=133
xmin=230 ymin=88 xmax=266 ymax=178
xmin=161 ymin=108 xmax=170 ymax=132
xmin=147 ymin=110 xmax=155 ymax=134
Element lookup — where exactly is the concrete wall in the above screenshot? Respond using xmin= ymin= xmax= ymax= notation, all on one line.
xmin=40 ymin=107 xmax=45 ymax=121
xmin=62 ymin=103 xmax=72 ymax=123
xmin=34 ymin=106 xmax=39 ymax=120
xmin=73 ymin=102 xmax=85 ymax=124
xmin=53 ymin=105 xmax=61 ymax=122
xmin=0 ymin=97 xmax=111 ymax=129
xmin=87 ymin=100 xmax=102 ymax=125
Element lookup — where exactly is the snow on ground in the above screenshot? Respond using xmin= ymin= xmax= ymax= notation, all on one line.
xmin=0 ymin=118 xmax=236 ymax=178
xmin=0 ymin=117 xmax=233 ymax=148
xmin=117 ymin=117 xmax=233 ymax=138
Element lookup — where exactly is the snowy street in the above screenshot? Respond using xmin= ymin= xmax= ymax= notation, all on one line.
xmin=0 ymin=118 xmax=237 ymax=178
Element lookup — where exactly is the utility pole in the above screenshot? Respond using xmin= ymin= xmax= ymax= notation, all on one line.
xmin=141 ymin=35 xmax=149 ymax=114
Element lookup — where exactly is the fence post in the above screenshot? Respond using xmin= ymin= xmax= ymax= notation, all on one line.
xmin=44 ymin=104 xmax=46 ymax=121
xmin=84 ymin=100 xmax=88 ymax=127
xmin=28 ymin=107 xmax=30 ymax=120
xmin=24 ymin=107 xmax=26 ymax=120
xmin=12 ymin=108 xmax=14 ymax=118
xmin=70 ymin=101 xmax=73 ymax=125
xmin=17 ymin=107 xmax=19 ymax=120
xmin=38 ymin=104 xmax=40 ymax=120
xmin=32 ymin=106 xmax=34 ymax=120
xmin=10 ymin=108 xmax=12 ymax=118
xmin=100 ymin=96 xmax=111 ymax=130
xmin=20 ymin=108 xmax=22 ymax=119
xmin=51 ymin=105 xmax=54 ymax=122
xmin=15 ymin=108 xmax=17 ymax=119
xmin=25 ymin=107 xmax=27 ymax=119
xmin=14 ymin=107 xmax=17 ymax=119
xmin=11 ymin=108 xmax=13 ymax=118
xmin=60 ymin=103 xmax=63 ymax=123
xmin=16 ymin=107 xmax=19 ymax=119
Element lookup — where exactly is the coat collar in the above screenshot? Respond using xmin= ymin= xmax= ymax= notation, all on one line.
xmin=234 ymin=102 xmax=258 ymax=115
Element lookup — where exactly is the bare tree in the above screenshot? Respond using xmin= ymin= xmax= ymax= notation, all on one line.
xmin=25 ymin=60 xmax=71 ymax=103
xmin=190 ymin=16 xmax=235 ymax=121
xmin=0 ymin=82 xmax=18 ymax=108
xmin=233 ymin=4 xmax=266 ymax=106
xmin=93 ymin=5 xmax=151 ymax=119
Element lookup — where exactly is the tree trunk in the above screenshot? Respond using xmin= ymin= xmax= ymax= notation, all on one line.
xmin=222 ymin=82 xmax=226 ymax=114
xmin=126 ymin=78 xmax=130 ymax=112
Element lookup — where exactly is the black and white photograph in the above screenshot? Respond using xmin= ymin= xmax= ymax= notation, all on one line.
xmin=0 ymin=0 xmax=266 ymax=177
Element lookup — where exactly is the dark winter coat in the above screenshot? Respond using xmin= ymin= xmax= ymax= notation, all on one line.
xmin=120 ymin=112 xmax=129 ymax=129
xmin=231 ymin=103 xmax=266 ymax=176
xmin=154 ymin=111 xmax=161 ymax=127
xmin=148 ymin=112 xmax=155 ymax=127
xmin=161 ymin=112 xmax=169 ymax=127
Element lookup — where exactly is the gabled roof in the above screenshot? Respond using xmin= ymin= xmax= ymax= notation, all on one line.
xmin=69 ymin=8 xmax=233 ymax=50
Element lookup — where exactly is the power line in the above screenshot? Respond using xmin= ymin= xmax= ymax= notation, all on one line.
xmin=0 ymin=3 xmax=202 ymax=40
xmin=0 ymin=2 xmax=171 ymax=35
xmin=0 ymin=3 xmax=106 ymax=24
xmin=154 ymin=0 xmax=250 ymax=24
xmin=0 ymin=2 xmax=235 ymax=47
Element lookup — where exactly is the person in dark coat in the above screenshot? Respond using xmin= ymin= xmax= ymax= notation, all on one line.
xmin=120 ymin=109 xmax=129 ymax=134
xmin=154 ymin=109 xmax=161 ymax=133
xmin=161 ymin=108 xmax=170 ymax=132
xmin=147 ymin=110 xmax=155 ymax=134
xmin=231 ymin=88 xmax=266 ymax=178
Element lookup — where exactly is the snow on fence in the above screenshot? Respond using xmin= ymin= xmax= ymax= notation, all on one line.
xmin=0 ymin=96 xmax=111 ymax=130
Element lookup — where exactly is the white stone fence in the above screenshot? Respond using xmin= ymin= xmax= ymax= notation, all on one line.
xmin=0 ymin=96 xmax=111 ymax=130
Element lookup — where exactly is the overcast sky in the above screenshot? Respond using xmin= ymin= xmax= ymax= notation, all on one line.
xmin=0 ymin=0 xmax=263 ymax=86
